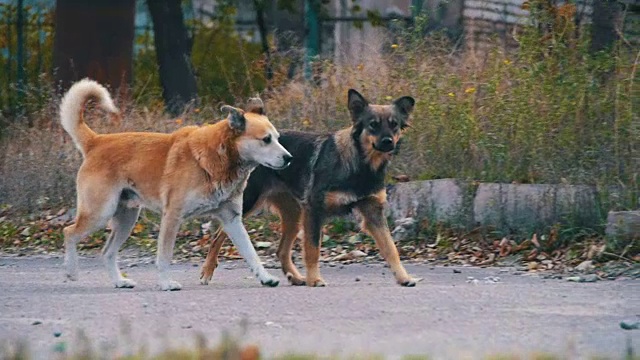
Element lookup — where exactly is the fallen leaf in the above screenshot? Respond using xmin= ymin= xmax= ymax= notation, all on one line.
xmin=531 ymin=234 xmax=540 ymax=248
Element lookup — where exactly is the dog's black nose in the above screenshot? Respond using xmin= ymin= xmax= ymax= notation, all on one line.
xmin=283 ymin=154 xmax=293 ymax=164
xmin=381 ymin=137 xmax=393 ymax=146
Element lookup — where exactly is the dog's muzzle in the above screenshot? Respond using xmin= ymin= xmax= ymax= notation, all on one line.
xmin=374 ymin=137 xmax=395 ymax=153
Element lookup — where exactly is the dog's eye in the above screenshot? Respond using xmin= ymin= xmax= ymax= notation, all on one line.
xmin=389 ymin=120 xmax=398 ymax=129
xmin=369 ymin=122 xmax=380 ymax=130
xmin=262 ymin=135 xmax=272 ymax=144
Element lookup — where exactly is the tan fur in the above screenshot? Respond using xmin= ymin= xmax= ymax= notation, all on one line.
xmin=324 ymin=191 xmax=359 ymax=209
xmin=333 ymin=127 xmax=358 ymax=172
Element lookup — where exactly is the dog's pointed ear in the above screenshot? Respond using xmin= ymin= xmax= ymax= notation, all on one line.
xmin=246 ymin=97 xmax=265 ymax=115
xmin=348 ymin=89 xmax=368 ymax=121
xmin=221 ymin=105 xmax=246 ymax=131
xmin=393 ymin=96 xmax=415 ymax=116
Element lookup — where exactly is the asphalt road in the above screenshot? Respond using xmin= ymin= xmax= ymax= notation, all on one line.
xmin=0 ymin=256 xmax=638 ymax=360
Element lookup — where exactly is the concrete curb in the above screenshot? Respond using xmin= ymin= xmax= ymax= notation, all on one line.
xmin=386 ymin=179 xmax=635 ymax=237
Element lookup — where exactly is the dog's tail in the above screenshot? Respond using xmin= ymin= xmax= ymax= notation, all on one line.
xmin=59 ymin=78 xmax=119 ymax=155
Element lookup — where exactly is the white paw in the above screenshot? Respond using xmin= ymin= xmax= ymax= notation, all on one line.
xmin=115 ymin=278 xmax=136 ymax=288
xmin=259 ymin=273 xmax=280 ymax=287
xmin=159 ymin=280 xmax=182 ymax=291
xmin=199 ymin=269 xmax=213 ymax=285
xmin=64 ymin=259 xmax=78 ymax=281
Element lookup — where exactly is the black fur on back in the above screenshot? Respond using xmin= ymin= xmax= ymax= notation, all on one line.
xmin=241 ymin=128 xmax=388 ymax=217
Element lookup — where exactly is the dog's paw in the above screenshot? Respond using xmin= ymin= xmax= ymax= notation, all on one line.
xmin=306 ymin=277 xmax=327 ymax=287
xmin=398 ymin=276 xmax=422 ymax=287
xmin=114 ymin=278 xmax=136 ymax=288
xmin=286 ymin=272 xmax=306 ymax=286
xmin=199 ymin=266 xmax=215 ymax=285
xmin=260 ymin=274 xmax=280 ymax=287
xmin=159 ymin=280 xmax=182 ymax=291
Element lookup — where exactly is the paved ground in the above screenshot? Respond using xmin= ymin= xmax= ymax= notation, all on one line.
xmin=0 ymin=256 xmax=638 ymax=360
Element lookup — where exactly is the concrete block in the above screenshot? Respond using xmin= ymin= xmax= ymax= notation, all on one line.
xmin=606 ymin=211 xmax=640 ymax=240
xmin=473 ymin=183 xmax=599 ymax=233
xmin=386 ymin=179 xmax=469 ymax=225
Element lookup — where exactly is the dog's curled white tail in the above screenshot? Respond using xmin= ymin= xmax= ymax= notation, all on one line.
xmin=59 ymin=78 xmax=119 ymax=155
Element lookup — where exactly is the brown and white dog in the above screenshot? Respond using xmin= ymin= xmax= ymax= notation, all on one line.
xmin=59 ymin=79 xmax=292 ymax=290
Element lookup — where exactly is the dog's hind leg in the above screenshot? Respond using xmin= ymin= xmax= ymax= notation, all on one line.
xmin=218 ymin=201 xmax=279 ymax=287
xmin=102 ymin=205 xmax=140 ymax=288
xmin=356 ymin=191 xmax=418 ymax=287
xmin=270 ymin=194 xmax=306 ymax=286
xmin=200 ymin=227 xmax=226 ymax=285
xmin=63 ymin=180 xmax=119 ymax=281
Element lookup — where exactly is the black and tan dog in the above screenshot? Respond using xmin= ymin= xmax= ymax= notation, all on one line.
xmin=199 ymin=89 xmax=418 ymax=287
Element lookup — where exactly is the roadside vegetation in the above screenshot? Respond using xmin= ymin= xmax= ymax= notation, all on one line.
xmin=0 ymin=2 xmax=638 ymax=270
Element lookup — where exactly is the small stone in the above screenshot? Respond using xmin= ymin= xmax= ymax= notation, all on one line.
xmin=181 ymin=324 xmax=192 ymax=329
xmin=350 ymin=250 xmax=367 ymax=258
xmin=483 ymin=276 xmax=501 ymax=284
xmin=31 ymin=320 xmax=42 ymax=325
xmin=191 ymin=245 xmax=202 ymax=252
xmin=566 ymin=274 xmax=598 ymax=283
xmin=142 ymin=303 xmax=149 ymax=308
xmin=21 ymin=228 xmax=31 ymax=237
xmin=620 ymin=320 xmax=640 ymax=330
xmin=255 ymin=241 xmax=273 ymax=249
xmin=355 ymin=276 xmax=361 ymax=282
xmin=527 ymin=262 xmax=539 ymax=271
xmin=53 ymin=331 xmax=62 ymax=338
xmin=453 ymin=269 xmax=462 ymax=274
xmin=575 ymin=260 xmax=594 ymax=272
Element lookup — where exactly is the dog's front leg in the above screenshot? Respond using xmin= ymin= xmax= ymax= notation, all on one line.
xmin=302 ymin=203 xmax=327 ymax=287
xmin=356 ymin=192 xmax=418 ymax=287
xmin=218 ymin=203 xmax=279 ymax=287
xmin=156 ymin=210 xmax=183 ymax=291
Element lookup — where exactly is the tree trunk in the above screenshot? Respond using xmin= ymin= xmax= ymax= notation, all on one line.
xmin=147 ymin=0 xmax=198 ymax=116
xmin=254 ymin=0 xmax=273 ymax=86
xmin=590 ymin=0 xmax=620 ymax=53
xmin=53 ymin=0 xmax=135 ymax=99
